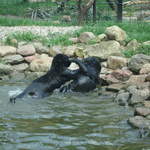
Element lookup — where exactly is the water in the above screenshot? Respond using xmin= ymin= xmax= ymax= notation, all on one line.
xmin=0 ymin=81 xmax=150 ymax=150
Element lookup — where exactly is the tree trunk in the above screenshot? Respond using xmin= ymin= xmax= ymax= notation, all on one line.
xmin=93 ymin=0 xmax=96 ymax=22
xmin=106 ymin=0 xmax=116 ymax=10
xmin=117 ymin=0 xmax=123 ymax=21
xmin=78 ymin=0 xmax=95 ymax=24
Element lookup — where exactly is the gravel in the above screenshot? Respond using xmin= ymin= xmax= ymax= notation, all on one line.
xmin=0 ymin=26 xmax=81 ymax=40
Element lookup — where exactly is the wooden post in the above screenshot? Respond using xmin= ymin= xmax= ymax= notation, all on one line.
xmin=117 ymin=0 xmax=123 ymax=21
xmin=93 ymin=0 xmax=96 ymax=22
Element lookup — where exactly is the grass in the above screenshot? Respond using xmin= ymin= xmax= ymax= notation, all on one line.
xmin=123 ymin=45 xmax=150 ymax=58
xmin=4 ymin=21 xmax=150 ymax=45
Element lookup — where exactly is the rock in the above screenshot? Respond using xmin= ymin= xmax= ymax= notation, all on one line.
xmin=63 ymin=46 xmax=84 ymax=57
xmin=0 ymin=46 xmax=16 ymax=57
xmin=103 ymin=74 xmax=120 ymax=84
xmin=74 ymin=47 xmax=85 ymax=58
xmin=127 ymin=75 xmax=146 ymax=85
xmin=97 ymin=34 xmax=107 ymax=42
xmin=68 ymin=37 xmax=79 ymax=44
xmin=79 ymin=32 xmax=96 ymax=43
xmin=63 ymin=46 xmax=76 ymax=56
xmin=30 ymin=54 xmax=53 ymax=72
xmin=12 ymin=63 xmax=29 ymax=72
xmin=49 ymin=45 xmax=62 ymax=57
xmin=140 ymin=63 xmax=150 ymax=74
xmin=52 ymin=20 xmax=60 ymax=25
xmin=128 ymin=54 xmax=150 ymax=73
xmin=111 ymin=69 xmax=132 ymax=81
xmin=62 ymin=15 xmax=71 ymax=22
xmin=17 ymin=44 xmax=36 ymax=56
xmin=10 ymin=71 xmax=25 ymax=81
xmin=2 ymin=54 xmax=24 ymax=64
xmin=135 ymin=107 xmax=150 ymax=117
xmin=0 ymin=64 xmax=13 ymax=75
xmin=128 ymin=116 xmax=150 ymax=129
xmin=143 ymin=41 xmax=150 ymax=46
xmin=143 ymin=101 xmax=150 ymax=108
xmin=0 ymin=75 xmax=9 ymax=81
xmin=85 ymin=41 xmax=121 ymax=59
xmin=127 ymin=85 xmax=150 ymax=105
xmin=24 ymin=54 xmax=38 ymax=63
xmin=18 ymin=41 xmax=27 ymax=47
xmin=105 ymin=25 xmax=127 ymax=42
xmin=107 ymin=56 xmax=127 ymax=69
xmin=114 ymin=91 xmax=130 ymax=106
xmin=100 ymin=67 xmax=113 ymax=74
xmin=25 ymin=71 xmax=45 ymax=80
xmin=126 ymin=39 xmax=140 ymax=50
xmin=33 ymin=42 xmax=49 ymax=54
xmin=145 ymin=74 xmax=150 ymax=82
xmin=106 ymin=83 xmax=128 ymax=92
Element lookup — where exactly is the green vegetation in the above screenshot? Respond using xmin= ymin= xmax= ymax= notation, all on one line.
xmin=123 ymin=45 xmax=150 ymax=58
xmin=1 ymin=0 xmax=150 ymax=57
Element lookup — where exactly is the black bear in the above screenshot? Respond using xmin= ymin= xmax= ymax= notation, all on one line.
xmin=10 ymin=54 xmax=74 ymax=103
xmin=60 ymin=57 xmax=104 ymax=93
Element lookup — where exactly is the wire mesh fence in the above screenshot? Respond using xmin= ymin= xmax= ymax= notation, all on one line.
xmin=0 ymin=0 xmax=149 ymax=24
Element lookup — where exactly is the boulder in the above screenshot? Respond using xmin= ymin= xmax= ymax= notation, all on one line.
xmin=127 ymin=75 xmax=147 ymax=85
xmin=103 ymin=74 xmax=120 ymax=84
xmin=128 ymin=54 xmax=150 ymax=73
xmin=105 ymin=25 xmax=127 ymax=42
xmin=79 ymin=32 xmax=96 ymax=43
xmin=30 ymin=54 xmax=53 ymax=72
xmin=12 ymin=63 xmax=29 ymax=72
xmin=114 ymin=91 xmax=130 ymax=106
xmin=24 ymin=55 xmax=38 ymax=63
xmin=140 ymin=63 xmax=150 ymax=74
xmin=145 ymin=74 xmax=150 ymax=82
xmin=68 ymin=37 xmax=79 ymax=44
xmin=33 ymin=42 xmax=49 ymax=54
xmin=63 ymin=45 xmax=76 ymax=56
xmin=62 ymin=15 xmax=71 ymax=22
xmin=106 ymin=83 xmax=128 ymax=92
xmin=85 ymin=41 xmax=121 ymax=59
xmin=0 ymin=46 xmax=16 ymax=57
xmin=25 ymin=71 xmax=45 ymax=80
xmin=2 ymin=54 xmax=24 ymax=64
xmin=63 ymin=46 xmax=84 ymax=57
xmin=126 ymin=39 xmax=140 ymax=50
xmin=96 ymin=34 xmax=107 ymax=42
xmin=52 ymin=20 xmax=60 ymax=25
xmin=143 ymin=41 xmax=150 ymax=46
xmin=107 ymin=56 xmax=127 ymax=69
xmin=0 ymin=64 xmax=13 ymax=75
xmin=74 ymin=47 xmax=85 ymax=58
xmin=143 ymin=101 xmax=150 ymax=108
xmin=49 ymin=45 xmax=62 ymax=57
xmin=127 ymin=85 xmax=150 ymax=105
xmin=0 ymin=75 xmax=9 ymax=81
xmin=128 ymin=116 xmax=150 ymax=129
xmin=10 ymin=71 xmax=25 ymax=81
xmin=111 ymin=69 xmax=132 ymax=81
xmin=135 ymin=107 xmax=150 ymax=117
xmin=17 ymin=44 xmax=36 ymax=56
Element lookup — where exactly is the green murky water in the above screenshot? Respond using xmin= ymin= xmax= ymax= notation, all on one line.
xmin=0 ymin=81 xmax=150 ymax=150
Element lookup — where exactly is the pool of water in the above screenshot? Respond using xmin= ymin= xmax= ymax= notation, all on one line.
xmin=0 ymin=81 xmax=150 ymax=150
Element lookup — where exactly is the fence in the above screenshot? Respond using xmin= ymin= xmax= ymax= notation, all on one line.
xmin=0 ymin=0 xmax=149 ymax=24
